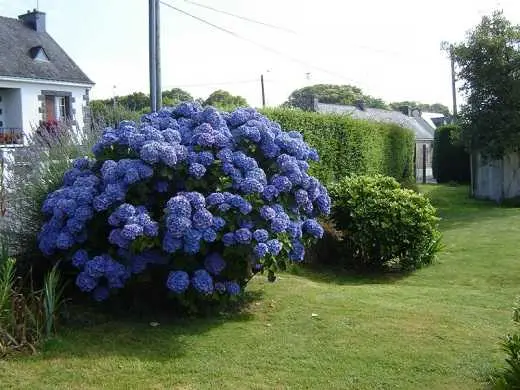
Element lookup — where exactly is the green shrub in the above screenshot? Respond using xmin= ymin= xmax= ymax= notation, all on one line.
xmin=0 ymin=239 xmax=65 ymax=357
xmin=262 ymin=108 xmax=415 ymax=184
xmin=1 ymin=123 xmax=99 ymax=277
xmin=329 ymin=175 xmax=441 ymax=271
xmin=432 ymin=125 xmax=470 ymax=183
xmin=492 ymin=299 xmax=520 ymax=389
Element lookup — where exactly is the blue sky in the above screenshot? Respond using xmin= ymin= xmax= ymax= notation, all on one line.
xmin=1 ymin=0 xmax=519 ymax=110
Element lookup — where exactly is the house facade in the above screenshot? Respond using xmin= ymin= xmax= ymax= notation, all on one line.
xmin=0 ymin=10 xmax=94 ymax=146
xmin=310 ymin=98 xmax=442 ymax=182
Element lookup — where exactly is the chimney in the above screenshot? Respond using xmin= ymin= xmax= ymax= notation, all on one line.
xmin=19 ymin=9 xmax=46 ymax=33
xmin=355 ymin=99 xmax=366 ymax=111
xmin=398 ymin=105 xmax=411 ymax=116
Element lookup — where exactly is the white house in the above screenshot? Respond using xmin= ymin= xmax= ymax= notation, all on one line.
xmin=0 ymin=9 xmax=94 ymax=146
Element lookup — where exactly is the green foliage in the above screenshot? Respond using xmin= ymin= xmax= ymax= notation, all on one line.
xmin=329 ymin=175 xmax=441 ymax=271
xmin=451 ymin=11 xmax=520 ymax=159
xmin=1 ymin=124 xmax=99 ymax=277
xmin=90 ymin=88 xmax=194 ymax=126
xmin=492 ymin=299 xmax=520 ymax=389
xmin=204 ymin=90 xmax=248 ymax=111
xmin=263 ymin=108 xmax=415 ymax=183
xmin=162 ymin=88 xmax=194 ymax=106
xmin=89 ymin=102 xmax=142 ymax=128
xmin=285 ymin=84 xmax=388 ymax=110
xmin=432 ymin=125 xmax=470 ymax=183
xmin=389 ymin=101 xmax=451 ymax=116
xmin=42 ymin=264 xmax=66 ymax=338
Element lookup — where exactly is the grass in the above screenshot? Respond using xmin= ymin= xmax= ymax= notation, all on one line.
xmin=1 ymin=184 xmax=520 ymax=389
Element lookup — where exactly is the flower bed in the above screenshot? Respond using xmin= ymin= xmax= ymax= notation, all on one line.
xmin=37 ymin=103 xmax=330 ymax=305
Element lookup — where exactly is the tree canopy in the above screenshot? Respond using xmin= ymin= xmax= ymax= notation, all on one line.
xmin=204 ymin=90 xmax=248 ymax=111
xmin=389 ymin=101 xmax=450 ymax=116
xmin=285 ymin=84 xmax=388 ymax=110
xmin=91 ymin=88 xmax=194 ymax=113
xmin=452 ymin=11 xmax=520 ymax=158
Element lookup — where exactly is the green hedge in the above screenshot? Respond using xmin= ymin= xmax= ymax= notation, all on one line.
xmin=263 ymin=108 xmax=415 ymax=184
xmin=432 ymin=125 xmax=470 ymax=183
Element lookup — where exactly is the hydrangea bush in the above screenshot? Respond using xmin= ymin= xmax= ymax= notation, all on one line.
xmin=38 ymin=103 xmax=330 ymax=305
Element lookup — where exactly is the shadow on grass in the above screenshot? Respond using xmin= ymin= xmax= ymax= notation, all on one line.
xmin=40 ymin=290 xmax=264 ymax=362
xmin=288 ymin=264 xmax=407 ymax=286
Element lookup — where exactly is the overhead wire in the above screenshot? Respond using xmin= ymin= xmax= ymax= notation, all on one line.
xmin=160 ymin=1 xmax=356 ymax=83
xmin=179 ymin=0 xmax=297 ymax=34
xmin=175 ymin=0 xmax=440 ymax=60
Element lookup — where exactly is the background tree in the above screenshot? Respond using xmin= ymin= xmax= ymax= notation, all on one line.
xmin=451 ymin=11 xmax=520 ymax=159
xmin=162 ymin=88 xmax=193 ymax=106
xmin=285 ymin=84 xmax=388 ymax=110
xmin=389 ymin=101 xmax=451 ymax=116
xmin=204 ymin=90 xmax=248 ymax=111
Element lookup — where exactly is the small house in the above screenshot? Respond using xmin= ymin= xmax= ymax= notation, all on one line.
xmin=0 ymin=9 xmax=94 ymax=146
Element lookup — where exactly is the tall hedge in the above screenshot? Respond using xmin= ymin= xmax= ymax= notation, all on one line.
xmin=263 ymin=108 xmax=415 ymax=183
xmin=432 ymin=125 xmax=470 ymax=183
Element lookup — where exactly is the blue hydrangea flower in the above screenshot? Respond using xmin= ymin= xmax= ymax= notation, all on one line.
xmin=267 ymin=239 xmax=283 ymax=255
xmin=260 ymin=206 xmax=276 ymax=221
xmin=222 ymin=232 xmax=236 ymax=247
xmin=303 ymin=219 xmax=324 ymax=239
xmin=72 ymin=249 xmax=89 ymax=268
xmin=163 ymin=233 xmax=183 ymax=253
xmin=166 ymin=271 xmax=190 ymax=293
xmin=56 ymin=231 xmax=74 ymax=250
xmin=225 ymin=281 xmax=241 ymax=296
xmin=234 ymin=228 xmax=252 ymax=244
xmin=253 ymin=229 xmax=269 ymax=243
xmin=188 ymin=163 xmax=206 ymax=179
xmin=204 ymin=252 xmax=226 ymax=275
xmin=289 ymin=239 xmax=305 ymax=262
xmin=212 ymin=216 xmax=226 ymax=230
xmin=202 ymin=228 xmax=217 ymax=243
xmin=254 ymin=243 xmax=269 ymax=258
xmin=192 ymin=209 xmax=213 ymax=230
xmin=76 ymin=272 xmax=97 ymax=292
xmin=191 ymin=269 xmax=214 ymax=295
xmin=206 ymin=192 xmax=225 ymax=206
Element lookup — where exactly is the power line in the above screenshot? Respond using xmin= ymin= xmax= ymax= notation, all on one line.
xmin=179 ymin=0 xmax=296 ymax=34
xmin=179 ymin=1 xmax=440 ymax=61
xmin=160 ymin=1 xmax=354 ymax=83
xmin=167 ymin=79 xmax=259 ymax=88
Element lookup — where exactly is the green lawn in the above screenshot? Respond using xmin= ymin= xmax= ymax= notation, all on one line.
xmin=1 ymin=185 xmax=520 ymax=389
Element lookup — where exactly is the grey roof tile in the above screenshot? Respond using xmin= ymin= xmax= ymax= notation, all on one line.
xmin=0 ymin=15 xmax=93 ymax=85
xmin=316 ymin=102 xmax=434 ymax=141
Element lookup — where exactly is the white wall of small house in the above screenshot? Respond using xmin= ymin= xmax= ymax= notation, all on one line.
xmin=0 ymin=78 xmax=91 ymax=143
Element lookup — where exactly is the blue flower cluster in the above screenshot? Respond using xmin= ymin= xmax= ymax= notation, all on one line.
xmin=108 ymin=203 xmax=159 ymax=249
xmin=38 ymin=103 xmax=330 ymax=304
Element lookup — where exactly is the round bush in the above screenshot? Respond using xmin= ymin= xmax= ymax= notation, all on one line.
xmin=329 ymin=175 xmax=441 ymax=271
xmin=37 ymin=103 xmax=330 ymax=305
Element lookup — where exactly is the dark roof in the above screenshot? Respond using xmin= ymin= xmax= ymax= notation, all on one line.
xmin=0 ymin=15 xmax=93 ymax=85
xmin=315 ymin=102 xmax=435 ymax=141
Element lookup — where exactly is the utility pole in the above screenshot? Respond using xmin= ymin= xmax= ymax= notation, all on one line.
xmin=149 ymin=0 xmax=161 ymax=112
xmin=261 ymin=74 xmax=266 ymax=108
xmin=155 ymin=0 xmax=162 ymax=110
xmin=450 ymin=47 xmax=457 ymax=118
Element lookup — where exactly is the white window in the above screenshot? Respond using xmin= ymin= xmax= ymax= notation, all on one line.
xmin=57 ymin=96 xmax=67 ymax=120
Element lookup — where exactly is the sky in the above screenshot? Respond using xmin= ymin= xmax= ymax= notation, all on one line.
xmin=1 ymin=0 xmax=519 ymax=111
